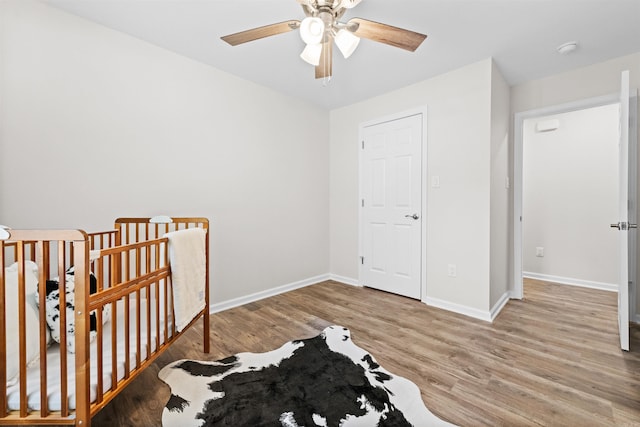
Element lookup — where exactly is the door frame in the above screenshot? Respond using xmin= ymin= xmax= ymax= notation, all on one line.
xmin=358 ymin=106 xmax=428 ymax=300
xmin=513 ymin=94 xmax=638 ymax=314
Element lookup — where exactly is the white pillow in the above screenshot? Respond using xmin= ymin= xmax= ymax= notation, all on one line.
xmin=4 ymin=261 xmax=43 ymax=385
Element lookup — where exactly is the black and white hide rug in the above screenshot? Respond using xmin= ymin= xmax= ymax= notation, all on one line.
xmin=158 ymin=325 xmax=455 ymax=426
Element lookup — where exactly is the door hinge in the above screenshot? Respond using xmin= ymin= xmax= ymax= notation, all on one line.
xmin=360 ymin=256 xmax=364 ymax=265
xmin=361 ymin=199 xmax=364 ymax=207
xmin=362 ymin=140 xmax=364 ymax=149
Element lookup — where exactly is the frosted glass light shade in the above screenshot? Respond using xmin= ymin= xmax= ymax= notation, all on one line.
xmin=300 ymin=17 xmax=325 ymax=45
xmin=335 ymin=29 xmax=360 ymax=58
xmin=300 ymin=43 xmax=322 ymax=66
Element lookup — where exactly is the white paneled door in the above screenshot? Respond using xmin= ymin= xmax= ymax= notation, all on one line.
xmin=615 ymin=70 xmax=631 ymax=351
xmin=360 ymin=113 xmax=423 ymax=299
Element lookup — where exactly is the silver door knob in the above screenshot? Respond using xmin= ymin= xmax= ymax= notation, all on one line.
xmin=405 ymin=214 xmax=419 ymax=220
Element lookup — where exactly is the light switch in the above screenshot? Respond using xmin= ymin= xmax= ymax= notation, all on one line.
xmin=447 ymin=264 xmax=456 ymax=277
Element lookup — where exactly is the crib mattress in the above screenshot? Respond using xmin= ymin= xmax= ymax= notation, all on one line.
xmin=6 ymin=299 xmax=171 ymax=412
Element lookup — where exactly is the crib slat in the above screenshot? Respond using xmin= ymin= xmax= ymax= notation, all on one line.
xmin=73 ymin=240 xmax=91 ymax=427
xmin=58 ymin=241 xmax=69 ymax=418
xmin=146 ymin=283 xmax=152 ymax=358
xmin=17 ymin=242 xmax=28 ymax=418
xmin=37 ymin=241 xmax=49 ymax=418
xmin=159 ymin=236 xmax=165 ymax=342
xmin=95 ymin=256 xmax=104 ymax=404
xmin=124 ymin=293 xmax=130 ymax=380
xmin=135 ymin=290 xmax=141 ymax=368
xmin=111 ymin=298 xmax=118 ymax=393
xmin=155 ymin=280 xmax=160 ymax=354
xmin=112 ymin=297 xmax=119 ymax=385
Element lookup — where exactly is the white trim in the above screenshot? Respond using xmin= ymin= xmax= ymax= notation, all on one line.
xmin=523 ymin=271 xmax=618 ymax=292
xmin=421 ymin=109 xmax=428 ymax=302
xmin=513 ymin=93 xmax=629 ymax=299
xmin=358 ymin=106 xmax=428 ymax=299
xmin=629 ymin=93 xmax=638 ymax=322
xmin=329 ymin=274 xmax=361 ymax=287
xmin=490 ymin=291 xmax=511 ymax=321
xmin=209 ymin=274 xmax=330 ymax=314
xmin=424 ymin=297 xmax=492 ymax=323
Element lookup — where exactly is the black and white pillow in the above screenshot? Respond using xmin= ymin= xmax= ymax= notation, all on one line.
xmin=37 ymin=267 xmax=110 ymax=353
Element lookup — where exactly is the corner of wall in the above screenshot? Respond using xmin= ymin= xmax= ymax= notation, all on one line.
xmin=489 ymin=58 xmax=512 ymax=308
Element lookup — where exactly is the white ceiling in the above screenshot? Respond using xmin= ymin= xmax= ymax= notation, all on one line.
xmin=43 ymin=0 xmax=640 ymax=110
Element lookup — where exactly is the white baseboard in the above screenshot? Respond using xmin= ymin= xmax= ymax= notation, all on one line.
xmin=423 ymin=296 xmax=492 ymax=323
xmin=490 ymin=291 xmax=511 ymax=321
xmin=210 ymin=274 xmax=330 ymax=314
xmin=206 ymin=274 xmax=521 ymax=324
xmin=329 ymin=274 xmax=361 ymax=287
xmin=523 ymin=271 xmax=617 ymax=292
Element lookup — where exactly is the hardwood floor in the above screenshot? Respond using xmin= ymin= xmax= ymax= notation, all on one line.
xmin=92 ymin=279 xmax=640 ymax=426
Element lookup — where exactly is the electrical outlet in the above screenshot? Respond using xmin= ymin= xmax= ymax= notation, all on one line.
xmin=536 ymin=247 xmax=544 ymax=257
xmin=447 ymin=264 xmax=457 ymax=277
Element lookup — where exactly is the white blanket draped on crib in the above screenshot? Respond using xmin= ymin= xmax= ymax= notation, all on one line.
xmin=164 ymin=228 xmax=207 ymax=331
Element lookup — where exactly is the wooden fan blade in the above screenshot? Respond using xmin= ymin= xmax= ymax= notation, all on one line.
xmin=221 ymin=20 xmax=300 ymax=46
xmin=315 ymin=37 xmax=333 ymax=79
xmin=349 ymin=18 xmax=426 ymax=52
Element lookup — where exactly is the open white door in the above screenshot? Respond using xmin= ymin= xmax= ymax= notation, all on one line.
xmin=613 ymin=70 xmax=631 ymax=351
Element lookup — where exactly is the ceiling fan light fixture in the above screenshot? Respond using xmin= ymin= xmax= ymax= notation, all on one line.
xmin=300 ymin=17 xmax=325 ymax=45
xmin=335 ymin=28 xmax=360 ymax=58
xmin=300 ymin=43 xmax=323 ymax=66
xmin=221 ymin=0 xmax=428 ymax=80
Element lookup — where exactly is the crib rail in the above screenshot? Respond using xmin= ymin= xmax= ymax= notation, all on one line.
xmin=116 ymin=217 xmax=209 ymax=243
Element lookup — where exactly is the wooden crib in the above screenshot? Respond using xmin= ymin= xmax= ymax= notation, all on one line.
xmin=0 ymin=217 xmax=210 ymax=426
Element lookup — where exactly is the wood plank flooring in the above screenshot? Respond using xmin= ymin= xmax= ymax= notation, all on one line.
xmin=91 ymin=278 xmax=640 ymax=426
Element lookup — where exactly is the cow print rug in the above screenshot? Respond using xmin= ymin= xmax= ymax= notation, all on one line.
xmin=158 ymin=325 xmax=455 ymax=426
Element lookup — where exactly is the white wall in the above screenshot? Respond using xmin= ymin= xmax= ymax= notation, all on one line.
xmin=0 ymin=0 xmax=330 ymax=305
xmin=511 ymin=52 xmax=640 ymax=314
xmin=489 ymin=60 xmax=511 ymax=308
xmin=330 ymin=58 xmax=509 ymax=317
xmin=522 ymin=104 xmax=619 ymax=287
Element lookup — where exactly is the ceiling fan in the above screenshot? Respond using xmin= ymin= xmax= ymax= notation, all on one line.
xmin=221 ymin=0 xmax=427 ymax=80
